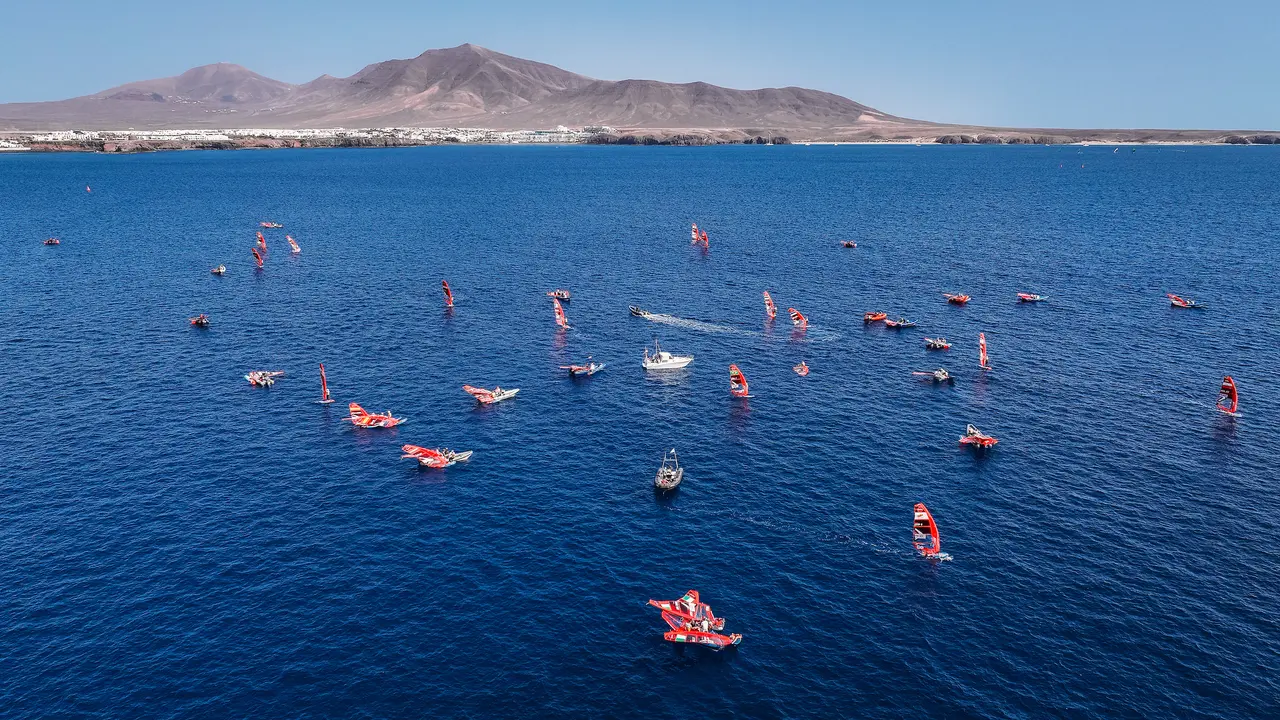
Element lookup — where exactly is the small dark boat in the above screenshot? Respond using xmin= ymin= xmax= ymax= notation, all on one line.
xmin=654 ymin=449 xmax=683 ymax=492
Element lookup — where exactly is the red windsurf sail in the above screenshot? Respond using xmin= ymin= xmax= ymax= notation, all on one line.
xmin=1217 ymin=376 xmax=1238 ymax=414
xmin=788 ymin=307 xmax=808 ymax=328
xmin=913 ymin=503 xmax=941 ymax=557
xmin=729 ymin=364 xmax=749 ymax=397
xmin=979 ymin=332 xmax=991 ymax=370
xmin=442 ymin=280 xmax=454 ymax=308
xmin=463 ymin=385 xmax=496 ymax=404
xmin=318 ymin=363 xmax=333 ymax=404
xmin=700 ymin=229 xmax=708 ymax=247
xmin=256 ymin=231 xmax=267 ymax=251
xmin=763 ymin=291 xmax=777 ymax=319
xmin=553 ymin=297 xmax=569 ymax=329
xmin=691 ymin=223 xmax=699 ymax=242
xmin=251 ymin=247 xmax=264 ymax=268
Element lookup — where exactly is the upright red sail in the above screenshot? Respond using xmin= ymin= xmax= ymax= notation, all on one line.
xmin=442 ymin=280 xmax=454 ymax=308
xmin=553 ymin=297 xmax=569 ymax=329
xmin=762 ymin=291 xmax=777 ymax=319
xmin=700 ymin=229 xmax=709 ymax=247
xmin=691 ymin=223 xmax=699 ymax=243
xmin=979 ymin=332 xmax=991 ymax=370
xmin=256 ymin=231 xmax=267 ymax=252
xmin=1217 ymin=376 xmax=1238 ymax=414
xmin=318 ymin=363 xmax=333 ymax=404
xmin=913 ymin=503 xmax=942 ymax=557
xmin=788 ymin=307 xmax=808 ymax=329
xmin=729 ymin=364 xmax=749 ymax=397
xmin=251 ymin=246 xmax=264 ymax=268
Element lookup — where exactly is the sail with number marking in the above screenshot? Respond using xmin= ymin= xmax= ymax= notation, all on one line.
xmin=1217 ymin=376 xmax=1238 ymax=414
xmin=729 ymin=364 xmax=749 ymax=397
xmin=913 ymin=503 xmax=942 ymax=557
xmin=763 ymin=291 xmax=777 ymax=319
xmin=553 ymin=297 xmax=569 ymax=329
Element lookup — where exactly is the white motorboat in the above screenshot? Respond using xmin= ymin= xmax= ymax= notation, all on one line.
xmin=643 ymin=339 xmax=693 ymax=370
xmin=654 ymin=449 xmax=683 ymax=491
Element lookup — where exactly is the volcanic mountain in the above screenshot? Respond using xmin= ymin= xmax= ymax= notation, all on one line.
xmin=0 ymin=44 xmax=907 ymax=135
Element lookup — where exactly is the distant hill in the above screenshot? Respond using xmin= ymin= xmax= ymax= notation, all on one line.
xmin=0 ymin=44 xmax=907 ymax=135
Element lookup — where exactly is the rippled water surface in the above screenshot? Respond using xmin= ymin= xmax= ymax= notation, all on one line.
xmin=2 ymin=145 xmax=1278 ymax=718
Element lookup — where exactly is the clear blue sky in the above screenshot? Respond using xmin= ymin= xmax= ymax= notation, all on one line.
xmin=4 ymin=0 xmax=1277 ymax=129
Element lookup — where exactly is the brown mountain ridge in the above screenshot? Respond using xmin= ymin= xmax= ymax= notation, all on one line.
xmin=0 ymin=43 xmax=901 ymax=135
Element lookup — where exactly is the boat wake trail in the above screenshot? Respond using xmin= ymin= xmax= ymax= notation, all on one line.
xmin=638 ymin=312 xmax=758 ymax=337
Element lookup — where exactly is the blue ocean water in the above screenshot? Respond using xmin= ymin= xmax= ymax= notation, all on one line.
xmin=1 ymin=145 xmax=1277 ymax=719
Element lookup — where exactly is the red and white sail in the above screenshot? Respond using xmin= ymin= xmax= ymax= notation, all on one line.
xmin=691 ymin=223 xmax=699 ymax=242
xmin=979 ymin=332 xmax=991 ymax=370
xmin=251 ymin=246 xmax=264 ymax=268
xmin=463 ymin=385 xmax=496 ymax=404
xmin=553 ymin=297 xmax=569 ymax=329
xmin=762 ymin=291 xmax=777 ymax=319
xmin=442 ymin=280 xmax=454 ymax=308
xmin=401 ymin=444 xmax=451 ymax=468
xmin=729 ymin=364 xmax=750 ymax=397
xmin=1217 ymin=376 xmax=1238 ymax=414
xmin=700 ymin=229 xmax=709 ymax=247
xmin=256 ymin=231 xmax=267 ymax=251
xmin=318 ymin=363 xmax=333 ymax=404
xmin=913 ymin=503 xmax=942 ymax=557
xmin=287 ymin=235 xmax=301 ymax=254
xmin=788 ymin=307 xmax=808 ymax=329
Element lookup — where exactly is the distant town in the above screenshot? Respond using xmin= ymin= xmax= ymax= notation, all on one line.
xmin=0 ymin=126 xmax=638 ymax=152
